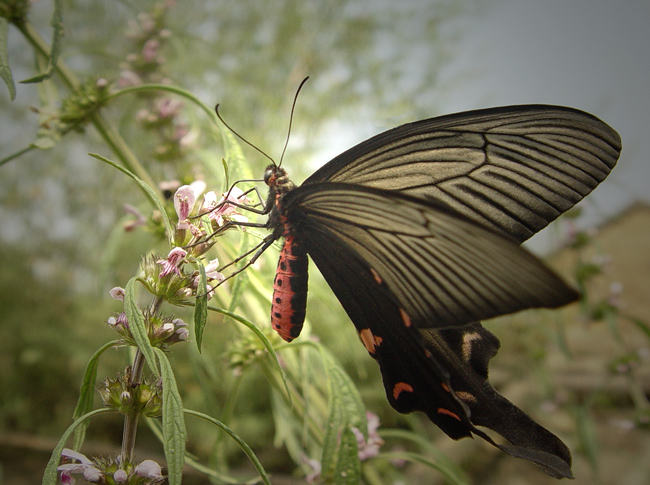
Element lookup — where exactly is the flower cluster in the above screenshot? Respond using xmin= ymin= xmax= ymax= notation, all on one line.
xmin=108 ymin=283 xmax=189 ymax=348
xmin=118 ymin=7 xmax=173 ymax=87
xmin=98 ymin=373 xmax=163 ymax=418
xmin=117 ymin=2 xmax=195 ymax=162
xmin=59 ymin=449 xmax=164 ymax=484
xmin=172 ymin=182 xmax=249 ymax=255
xmin=150 ymin=181 xmax=250 ymax=300
xmin=58 ymin=78 xmax=111 ymax=132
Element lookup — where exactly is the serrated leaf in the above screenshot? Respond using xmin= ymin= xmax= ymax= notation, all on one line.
xmin=72 ymin=340 xmax=120 ymax=450
xmin=124 ymin=277 xmax=160 ymax=377
xmin=0 ymin=17 xmax=16 ymax=100
xmin=155 ymin=348 xmax=187 ymax=485
xmin=194 ymin=262 xmax=208 ymax=352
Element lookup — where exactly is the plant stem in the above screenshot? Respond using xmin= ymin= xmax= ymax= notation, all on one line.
xmin=121 ymin=350 xmax=146 ymax=464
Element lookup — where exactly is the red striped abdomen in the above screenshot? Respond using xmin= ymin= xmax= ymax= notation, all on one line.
xmin=271 ymin=235 xmax=309 ymax=342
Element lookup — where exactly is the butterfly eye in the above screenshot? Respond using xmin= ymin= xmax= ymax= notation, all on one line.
xmin=263 ymin=168 xmax=275 ymax=185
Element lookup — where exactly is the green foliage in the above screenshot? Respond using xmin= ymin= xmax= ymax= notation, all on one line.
xmin=156 ymin=348 xmax=187 ymax=485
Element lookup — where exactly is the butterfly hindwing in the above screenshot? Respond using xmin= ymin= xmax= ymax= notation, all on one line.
xmin=305 ymin=105 xmax=621 ymax=243
xmin=297 ymin=204 xmax=573 ymax=478
xmin=421 ymin=326 xmax=573 ymax=478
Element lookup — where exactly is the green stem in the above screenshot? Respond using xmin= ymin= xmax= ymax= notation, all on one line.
xmin=121 ymin=350 xmax=146 ymax=464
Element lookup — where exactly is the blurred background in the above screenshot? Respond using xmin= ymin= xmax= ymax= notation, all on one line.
xmin=0 ymin=0 xmax=648 ymax=483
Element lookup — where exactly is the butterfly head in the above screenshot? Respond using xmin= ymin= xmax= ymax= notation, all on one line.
xmin=264 ymin=165 xmax=295 ymax=194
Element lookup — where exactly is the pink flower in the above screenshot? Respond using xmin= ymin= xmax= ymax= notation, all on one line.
xmin=58 ymin=449 xmax=103 ymax=483
xmin=203 ymin=187 xmax=249 ymax=227
xmin=135 ymin=459 xmax=163 ymax=478
xmin=157 ymin=247 xmax=187 ymax=277
xmin=109 ymin=287 xmax=125 ymax=301
xmin=155 ymin=97 xmax=183 ymax=119
xmin=204 ymin=259 xmax=225 ymax=282
xmin=174 ymin=185 xmax=195 ymax=230
xmin=142 ymin=39 xmax=160 ymax=63
xmin=352 ymin=412 xmax=384 ymax=461
xmin=113 ymin=469 xmax=128 ymax=482
xmin=174 ymin=182 xmax=206 ymax=230
xmin=122 ymin=204 xmax=147 ymax=232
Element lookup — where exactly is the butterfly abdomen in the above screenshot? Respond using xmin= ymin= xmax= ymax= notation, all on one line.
xmin=271 ymin=235 xmax=309 ymax=342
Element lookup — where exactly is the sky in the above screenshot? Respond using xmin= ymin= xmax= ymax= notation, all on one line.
xmin=437 ymin=0 xmax=649 ymax=236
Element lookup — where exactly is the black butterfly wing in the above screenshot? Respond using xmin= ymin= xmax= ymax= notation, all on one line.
xmin=286 ymin=183 xmax=577 ymax=330
xmin=287 ymin=185 xmax=572 ymax=477
xmin=304 ymin=105 xmax=621 ymax=243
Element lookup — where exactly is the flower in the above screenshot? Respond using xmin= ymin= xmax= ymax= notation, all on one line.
xmin=135 ymin=459 xmax=163 ymax=479
xmin=58 ymin=449 xmax=103 ymax=484
xmin=157 ymin=247 xmax=187 ymax=277
xmin=351 ymin=412 xmax=384 ymax=461
xmin=123 ymin=204 xmax=147 ymax=232
xmin=109 ymin=287 xmax=125 ymax=301
xmin=113 ymin=468 xmax=128 ymax=482
xmin=202 ymin=187 xmax=249 ymax=227
xmin=174 ymin=185 xmax=196 ymax=230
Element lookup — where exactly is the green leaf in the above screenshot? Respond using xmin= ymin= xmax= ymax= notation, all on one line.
xmin=21 ymin=0 xmax=64 ymax=84
xmin=627 ymin=315 xmax=650 ymax=340
xmin=194 ymin=262 xmax=208 ymax=352
xmin=208 ymin=305 xmax=291 ymax=396
xmin=0 ymin=17 xmax=16 ymax=100
xmin=319 ymin=346 xmax=366 ymax=483
xmin=89 ymin=153 xmax=174 ymax=243
xmin=124 ymin=277 xmax=160 ymax=377
xmin=184 ymin=409 xmax=272 ymax=485
xmin=155 ymin=348 xmax=187 ymax=485
xmin=227 ymin=232 xmax=252 ymax=312
xmin=219 ymin=126 xmax=253 ymax=181
xmin=376 ymin=451 xmax=470 ymax=485
xmin=378 ymin=429 xmax=469 ymax=484
xmin=574 ymin=404 xmax=599 ymax=471
xmin=71 ymin=340 xmax=121 ymax=450
xmin=41 ymin=408 xmax=114 ymax=485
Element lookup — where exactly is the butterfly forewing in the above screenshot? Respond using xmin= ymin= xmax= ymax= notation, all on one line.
xmin=305 ymin=105 xmax=621 ymax=242
xmin=284 ymin=183 xmax=578 ymax=329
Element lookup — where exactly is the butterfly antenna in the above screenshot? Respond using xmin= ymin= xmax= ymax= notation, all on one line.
xmin=278 ymin=76 xmax=309 ymax=167
xmin=214 ymin=104 xmax=275 ymax=165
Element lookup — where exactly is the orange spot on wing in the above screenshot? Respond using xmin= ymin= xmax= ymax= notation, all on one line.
xmin=392 ymin=382 xmax=414 ymax=400
xmin=441 ymin=382 xmax=451 ymax=393
xmin=399 ymin=308 xmax=412 ymax=327
xmin=359 ymin=328 xmax=383 ymax=354
xmin=437 ymin=408 xmax=462 ymax=421
xmin=369 ymin=267 xmax=383 ymax=284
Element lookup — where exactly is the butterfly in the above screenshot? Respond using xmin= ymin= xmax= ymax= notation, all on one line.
xmin=221 ymin=102 xmax=620 ymax=478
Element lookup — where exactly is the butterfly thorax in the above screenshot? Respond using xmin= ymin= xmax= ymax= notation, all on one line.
xmin=264 ymin=165 xmax=296 ymax=238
